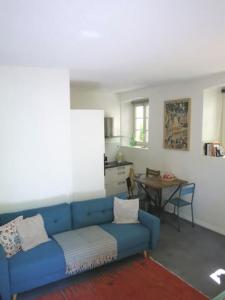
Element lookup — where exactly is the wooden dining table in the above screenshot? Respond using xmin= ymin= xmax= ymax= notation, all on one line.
xmin=134 ymin=175 xmax=187 ymax=218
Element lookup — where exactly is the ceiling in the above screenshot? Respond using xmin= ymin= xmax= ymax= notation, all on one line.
xmin=1 ymin=0 xmax=225 ymax=91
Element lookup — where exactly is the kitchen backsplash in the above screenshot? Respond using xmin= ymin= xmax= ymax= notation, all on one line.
xmin=105 ymin=138 xmax=120 ymax=161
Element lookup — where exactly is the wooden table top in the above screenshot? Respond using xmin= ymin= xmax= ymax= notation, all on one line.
xmin=135 ymin=175 xmax=187 ymax=190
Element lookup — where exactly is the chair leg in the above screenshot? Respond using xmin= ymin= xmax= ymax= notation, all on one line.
xmin=191 ymin=204 xmax=194 ymax=227
xmin=177 ymin=206 xmax=180 ymax=232
xmin=143 ymin=250 xmax=150 ymax=258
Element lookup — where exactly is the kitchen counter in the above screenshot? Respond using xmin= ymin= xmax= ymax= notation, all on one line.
xmin=104 ymin=161 xmax=133 ymax=169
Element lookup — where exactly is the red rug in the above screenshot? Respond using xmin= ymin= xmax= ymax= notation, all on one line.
xmin=37 ymin=256 xmax=209 ymax=300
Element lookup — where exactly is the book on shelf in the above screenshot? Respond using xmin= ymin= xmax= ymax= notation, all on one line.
xmin=204 ymin=142 xmax=224 ymax=157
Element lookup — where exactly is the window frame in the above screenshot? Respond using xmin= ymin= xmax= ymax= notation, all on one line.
xmin=132 ymin=99 xmax=149 ymax=147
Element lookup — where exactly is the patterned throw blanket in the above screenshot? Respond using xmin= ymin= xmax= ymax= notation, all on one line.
xmin=53 ymin=225 xmax=117 ymax=275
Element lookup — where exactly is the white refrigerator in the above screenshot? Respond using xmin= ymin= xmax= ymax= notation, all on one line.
xmin=70 ymin=109 xmax=105 ymax=200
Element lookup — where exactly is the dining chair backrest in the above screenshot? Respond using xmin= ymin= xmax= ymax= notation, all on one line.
xmin=179 ymin=183 xmax=195 ymax=203
xmin=126 ymin=177 xmax=133 ymax=198
xmin=126 ymin=176 xmax=145 ymax=199
xmin=146 ymin=168 xmax=160 ymax=177
xmin=136 ymin=181 xmax=144 ymax=195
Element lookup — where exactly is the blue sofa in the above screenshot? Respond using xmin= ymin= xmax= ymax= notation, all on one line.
xmin=0 ymin=194 xmax=160 ymax=300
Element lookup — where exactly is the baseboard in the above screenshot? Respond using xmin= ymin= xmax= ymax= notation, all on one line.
xmin=165 ymin=205 xmax=225 ymax=236
xmin=182 ymin=214 xmax=225 ymax=236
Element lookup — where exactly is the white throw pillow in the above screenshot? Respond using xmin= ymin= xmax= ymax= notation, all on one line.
xmin=113 ymin=197 xmax=139 ymax=224
xmin=0 ymin=216 xmax=23 ymax=257
xmin=16 ymin=214 xmax=50 ymax=251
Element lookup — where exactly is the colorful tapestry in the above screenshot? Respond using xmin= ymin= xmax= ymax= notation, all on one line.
xmin=164 ymin=98 xmax=191 ymax=150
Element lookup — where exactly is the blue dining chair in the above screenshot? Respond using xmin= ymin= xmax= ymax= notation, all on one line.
xmin=167 ymin=183 xmax=195 ymax=232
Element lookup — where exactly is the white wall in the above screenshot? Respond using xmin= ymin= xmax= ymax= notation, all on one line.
xmin=119 ymin=73 xmax=225 ymax=235
xmin=70 ymin=86 xmax=120 ymax=135
xmin=0 ymin=66 xmax=72 ymax=212
xmin=71 ymin=110 xmax=105 ymax=200
xmin=202 ymin=87 xmax=223 ymax=142
xmin=70 ymin=86 xmax=121 ymax=161
xmin=120 ymin=99 xmax=134 ymax=147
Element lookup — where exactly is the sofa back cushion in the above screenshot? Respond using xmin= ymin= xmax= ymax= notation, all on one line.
xmin=0 ymin=203 xmax=71 ymax=236
xmin=71 ymin=193 xmax=127 ymax=229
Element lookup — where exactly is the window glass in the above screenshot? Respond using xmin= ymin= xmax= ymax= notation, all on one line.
xmin=135 ymin=130 xmax=141 ymax=142
xmin=135 ymin=106 xmax=144 ymax=118
xmin=133 ymin=100 xmax=149 ymax=146
xmin=135 ymin=118 xmax=144 ymax=130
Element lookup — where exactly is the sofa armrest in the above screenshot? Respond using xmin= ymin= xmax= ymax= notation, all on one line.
xmin=138 ymin=210 xmax=160 ymax=250
xmin=0 ymin=245 xmax=11 ymax=300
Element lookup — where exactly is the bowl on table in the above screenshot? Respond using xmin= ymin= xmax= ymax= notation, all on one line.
xmin=161 ymin=172 xmax=176 ymax=181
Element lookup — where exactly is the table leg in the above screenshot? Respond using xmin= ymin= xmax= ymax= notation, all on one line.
xmin=162 ymin=185 xmax=181 ymax=209
xmin=157 ymin=189 xmax=162 ymax=217
xmin=139 ymin=184 xmax=163 ymax=217
xmin=139 ymin=183 xmax=155 ymax=208
xmin=157 ymin=185 xmax=182 ymax=221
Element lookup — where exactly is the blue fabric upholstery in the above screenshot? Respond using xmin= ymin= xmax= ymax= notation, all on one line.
xmin=0 ymin=195 xmax=160 ymax=300
xmin=166 ymin=183 xmax=195 ymax=231
xmin=0 ymin=245 xmax=10 ymax=300
xmin=9 ymin=239 xmax=66 ymax=293
xmin=71 ymin=193 xmax=127 ymax=229
xmin=71 ymin=197 xmax=113 ymax=229
xmin=180 ymin=185 xmax=195 ymax=196
xmin=118 ymin=243 xmax=149 ymax=260
xmin=100 ymin=223 xmax=150 ymax=258
xmin=168 ymin=197 xmax=191 ymax=207
xmin=0 ymin=203 xmax=71 ymax=236
xmin=138 ymin=209 xmax=160 ymax=250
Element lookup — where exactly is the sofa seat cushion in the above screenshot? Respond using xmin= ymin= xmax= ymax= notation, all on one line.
xmin=8 ymin=239 xmax=66 ymax=290
xmin=100 ymin=223 xmax=149 ymax=254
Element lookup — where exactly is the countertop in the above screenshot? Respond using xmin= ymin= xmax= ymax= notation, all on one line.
xmin=104 ymin=161 xmax=133 ymax=169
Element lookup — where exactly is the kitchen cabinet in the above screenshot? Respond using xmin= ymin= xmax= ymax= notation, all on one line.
xmin=105 ymin=163 xmax=133 ymax=196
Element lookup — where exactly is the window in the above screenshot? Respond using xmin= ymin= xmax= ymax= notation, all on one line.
xmin=133 ymin=100 xmax=149 ymax=146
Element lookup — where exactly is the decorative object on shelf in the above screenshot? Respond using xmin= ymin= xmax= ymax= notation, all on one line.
xmin=116 ymin=150 xmax=124 ymax=163
xmin=162 ymin=172 xmax=176 ymax=181
xmin=164 ymin=98 xmax=191 ymax=151
xmin=204 ymin=142 xmax=224 ymax=157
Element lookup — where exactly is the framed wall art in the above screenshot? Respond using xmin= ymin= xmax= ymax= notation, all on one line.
xmin=163 ymin=98 xmax=191 ymax=151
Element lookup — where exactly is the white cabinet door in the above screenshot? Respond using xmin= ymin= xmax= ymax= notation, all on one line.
xmin=71 ymin=110 xmax=105 ymax=199
xmin=105 ymin=167 xmax=114 ymax=185
xmin=105 ymin=164 xmax=132 ymax=196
